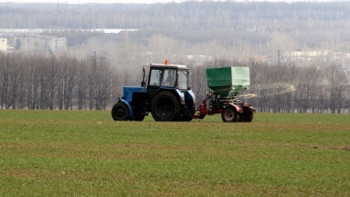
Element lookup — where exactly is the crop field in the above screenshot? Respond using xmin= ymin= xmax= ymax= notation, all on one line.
xmin=0 ymin=110 xmax=349 ymax=196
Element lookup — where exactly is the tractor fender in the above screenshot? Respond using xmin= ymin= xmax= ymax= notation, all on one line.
xmin=242 ymin=105 xmax=255 ymax=113
xmin=175 ymin=89 xmax=185 ymax=105
xmin=227 ymin=102 xmax=241 ymax=113
xmin=158 ymin=87 xmax=185 ymax=105
xmin=120 ymin=99 xmax=134 ymax=119
xmin=157 ymin=88 xmax=192 ymax=105
xmin=185 ymin=89 xmax=196 ymax=104
xmin=241 ymin=103 xmax=256 ymax=113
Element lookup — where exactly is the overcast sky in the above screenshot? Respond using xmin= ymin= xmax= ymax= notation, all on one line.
xmin=0 ymin=0 xmax=345 ymax=4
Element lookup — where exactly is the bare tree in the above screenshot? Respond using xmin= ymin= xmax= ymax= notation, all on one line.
xmin=326 ymin=65 xmax=348 ymax=114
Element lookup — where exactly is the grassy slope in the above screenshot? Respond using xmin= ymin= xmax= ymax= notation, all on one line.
xmin=0 ymin=110 xmax=349 ymax=196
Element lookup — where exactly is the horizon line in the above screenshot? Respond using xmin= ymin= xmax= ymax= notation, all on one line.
xmin=0 ymin=0 xmax=347 ymax=5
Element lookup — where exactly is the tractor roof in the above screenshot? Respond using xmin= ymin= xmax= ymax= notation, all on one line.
xmin=150 ymin=63 xmax=188 ymax=70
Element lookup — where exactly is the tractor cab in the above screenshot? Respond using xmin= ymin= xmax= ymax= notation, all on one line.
xmin=146 ymin=63 xmax=189 ymax=99
xmin=148 ymin=65 xmax=188 ymax=89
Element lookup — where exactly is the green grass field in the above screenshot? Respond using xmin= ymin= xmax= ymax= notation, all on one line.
xmin=0 ymin=110 xmax=349 ymax=196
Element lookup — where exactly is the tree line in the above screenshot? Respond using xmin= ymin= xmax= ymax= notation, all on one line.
xmin=0 ymin=53 xmax=123 ymax=110
xmin=0 ymin=53 xmax=348 ymax=113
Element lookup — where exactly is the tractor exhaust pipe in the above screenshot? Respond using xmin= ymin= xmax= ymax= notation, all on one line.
xmin=141 ymin=67 xmax=146 ymax=87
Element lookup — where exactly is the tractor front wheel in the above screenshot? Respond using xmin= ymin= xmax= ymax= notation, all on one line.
xmin=111 ymin=102 xmax=129 ymax=121
xmin=221 ymin=107 xmax=239 ymax=122
xmin=151 ymin=91 xmax=180 ymax=121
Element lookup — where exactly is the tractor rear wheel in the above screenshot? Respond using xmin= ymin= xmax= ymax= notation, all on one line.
xmin=184 ymin=101 xmax=195 ymax=121
xmin=111 ymin=102 xmax=129 ymax=121
xmin=174 ymin=114 xmax=193 ymax=121
xmin=175 ymin=103 xmax=195 ymax=121
xmin=133 ymin=111 xmax=145 ymax=121
xmin=182 ymin=106 xmax=195 ymax=121
xmin=151 ymin=91 xmax=180 ymax=121
xmin=181 ymin=115 xmax=193 ymax=121
xmin=221 ymin=107 xmax=239 ymax=122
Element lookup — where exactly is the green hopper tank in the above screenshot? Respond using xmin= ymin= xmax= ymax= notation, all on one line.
xmin=206 ymin=67 xmax=250 ymax=97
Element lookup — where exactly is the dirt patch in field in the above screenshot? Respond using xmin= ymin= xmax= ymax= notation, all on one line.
xmin=330 ymin=145 xmax=350 ymax=151
xmin=281 ymin=143 xmax=350 ymax=152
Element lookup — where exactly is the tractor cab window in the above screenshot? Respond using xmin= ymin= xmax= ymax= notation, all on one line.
xmin=178 ymin=70 xmax=188 ymax=90
xmin=161 ymin=69 xmax=176 ymax=87
xmin=149 ymin=69 xmax=162 ymax=86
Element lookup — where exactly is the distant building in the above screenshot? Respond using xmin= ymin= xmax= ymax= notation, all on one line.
xmin=13 ymin=35 xmax=67 ymax=54
xmin=49 ymin=37 xmax=67 ymax=52
xmin=252 ymin=56 xmax=268 ymax=63
xmin=342 ymin=53 xmax=350 ymax=68
xmin=283 ymin=49 xmax=330 ymax=62
xmin=281 ymin=49 xmax=350 ymax=68
xmin=186 ymin=54 xmax=213 ymax=62
xmin=0 ymin=38 xmax=7 ymax=52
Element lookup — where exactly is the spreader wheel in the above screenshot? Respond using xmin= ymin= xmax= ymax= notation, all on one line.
xmin=151 ymin=91 xmax=180 ymax=121
xmin=246 ymin=113 xmax=254 ymax=122
xmin=111 ymin=102 xmax=129 ymax=121
xmin=221 ymin=107 xmax=239 ymax=122
xmin=239 ymin=112 xmax=254 ymax=122
xmin=239 ymin=106 xmax=254 ymax=122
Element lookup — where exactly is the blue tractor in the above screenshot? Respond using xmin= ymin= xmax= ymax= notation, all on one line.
xmin=111 ymin=62 xmax=196 ymax=121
